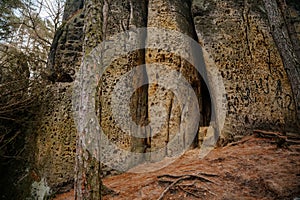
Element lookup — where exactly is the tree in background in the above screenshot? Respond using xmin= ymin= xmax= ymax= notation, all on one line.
xmin=0 ymin=1 xmax=65 ymax=199
xmin=263 ymin=0 xmax=300 ymax=125
xmin=0 ymin=0 xmax=65 ymax=167
xmin=0 ymin=0 xmax=23 ymax=40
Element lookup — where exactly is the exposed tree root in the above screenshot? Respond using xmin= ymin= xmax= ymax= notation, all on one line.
xmin=157 ymin=173 xmax=218 ymax=200
xmin=254 ymin=129 xmax=300 ymax=147
xmin=224 ymin=130 xmax=300 ymax=149
xmin=178 ymin=185 xmax=201 ymax=198
xmin=254 ymin=129 xmax=287 ymax=138
xmin=224 ymin=135 xmax=255 ymax=148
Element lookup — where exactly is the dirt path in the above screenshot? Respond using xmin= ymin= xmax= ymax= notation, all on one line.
xmin=54 ymin=135 xmax=300 ymax=200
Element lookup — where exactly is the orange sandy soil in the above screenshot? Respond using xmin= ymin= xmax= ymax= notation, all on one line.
xmin=54 ymin=135 xmax=300 ymax=200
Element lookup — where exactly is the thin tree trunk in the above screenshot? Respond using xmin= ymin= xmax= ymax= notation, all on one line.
xmin=263 ymin=0 xmax=300 ymax=125
xmin=75 ymin=0 xmax=104 ymax=199
xmin=75 ymin=140 xmax=102 ymax=199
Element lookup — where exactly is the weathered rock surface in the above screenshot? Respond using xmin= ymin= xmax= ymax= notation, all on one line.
xmin=193 ymin=0 xmax=298 ymax=140
xmin=33 ymin=83 xmax=76 ymax=196
xmin=24 ymin=0 xmax=300 ymax=198
xmin=99 ymin=0 xmax=148 ymax=157
xmin=47 ymin=0 xmax=84 ymax=82
xmin=30 ymin=0 xmax=84 ymax=197
xmin=146 ymin=0 xmax=204 ymax=161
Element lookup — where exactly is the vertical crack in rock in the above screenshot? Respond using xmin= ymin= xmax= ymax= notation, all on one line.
xmin=242 ymin=0 xmax=253 ymax=61
xmin=192 ymin=0 xmax=297 ymax=138
xmin=98 ymin=0 xmax=149 ymax=171
xmin=146 ymin=0 xmax=202 ymax=161
xmin=127 ymin=0 xmax=149 ymax=157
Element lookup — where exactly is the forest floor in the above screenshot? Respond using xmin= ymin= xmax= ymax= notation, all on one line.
xmin=54 ymin=132 xmax=300 ymax=200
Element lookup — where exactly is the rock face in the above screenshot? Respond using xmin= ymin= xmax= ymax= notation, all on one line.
xmin=99 ymin=0 xmax=148 ymax=158
xmin=29 ymin=0 xmax=299 ymax=198
xmin=146 ymin=0 xmax=203 ymax=161
xmin=31 ymin=0 xmax=84 ymax=197
xmin=32 ymin=83 xmax=76 ymax=196
xmin=192 ymin=0 xmax=297 ymax=139
xmin=47 ymin=0 xmax=84 ymax=82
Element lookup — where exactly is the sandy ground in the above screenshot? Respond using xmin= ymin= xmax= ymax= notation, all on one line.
xmin=54 ymin=135 xmax=300 ymax=200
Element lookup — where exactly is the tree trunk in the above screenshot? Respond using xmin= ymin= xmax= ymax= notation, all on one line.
xmin=263 ymin=0 xmax=300 ymax=125
xmin=75 ymin=0 xmax=103 ymax=199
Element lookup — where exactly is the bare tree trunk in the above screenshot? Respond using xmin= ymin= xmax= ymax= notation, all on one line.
xmin=263 ymin=0 xmax=300 ymax=125
xmin=75 ymin=0 xmax=103 ymax=199
xmin=75 ymin=140 xmax=102 ymax=199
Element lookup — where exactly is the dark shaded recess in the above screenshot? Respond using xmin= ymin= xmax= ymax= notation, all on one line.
xmin=56 ymin=73 xmax=74 ymax=83
xmin=0 ymin=111 xmax=37 ymax=199
xmin=201 ymin=80 xmax=211 ymax=127
xmin=286 ymin=0 xmax=300 ymax=11
xmin=130 ymin=83 xmax=149 ymax=153
xmin=128 ymin=77 xmax=212 ymax=150
xmin=188 ymin=0 xmax=212 ymax=146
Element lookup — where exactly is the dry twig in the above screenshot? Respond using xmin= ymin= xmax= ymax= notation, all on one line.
xmin=178 ymin=185 xmax=201 ymax=198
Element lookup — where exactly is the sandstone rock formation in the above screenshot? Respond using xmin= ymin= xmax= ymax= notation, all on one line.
xmin=193 ymin=0 xmax=298 ymax=140
xmin=33 ymin=83 xmax=76 ymax=196
xmin=26 ymin=0 xmax=300 ymax=198
xmin=47 ymin=0 xmax=84 ymax=82
xmin=29 ymin=1 xmax=85 ymax=198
